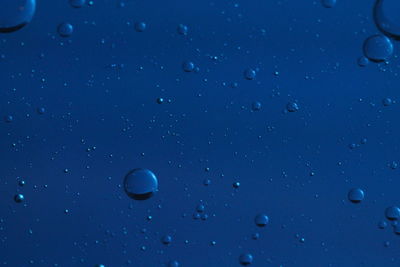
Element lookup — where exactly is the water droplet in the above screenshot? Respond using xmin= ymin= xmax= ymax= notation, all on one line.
xmin=252 ymin=101 xmax=262 ymax=111
xmin=182 ymin=61 xmax=195 ymax=72
xmin=243 ymin=68 xmax=256 ymax=80
xmin=167 ymin=260 xmax=180 ymax=267
xmin=57 ymin=22 xmax=74 ymax=37
xmin=233 ymin=182 xmax=240 ymax=188
xmin=254 ymin=214 xmax=269 ymax=227
xmin=37 ymin=107 xmax=45 ymax=114
xmin=357 ymin=56 xmax=369 ymax=67
xmin=156 ymin=97 xmax=164 ymax=104
xmin=0 ymin=0 xmax=36 ymax=33
xmin=286 ymin=102 xmax=299 ymax=112
xmin=161 ymin=235 xmax=172 ymax=245
xmin=4 ymin=115 xmax=13 ymax=123
xmin=321 ymin=0 xmax=336 ymax=8
xmin=385 ymin=206 xmax=400 ymax=220
xmin=347 ymin=188 xmax=365 ymax=203
xmin=69 ymin=0 xmax=86 ymax=8
xmin=378 ymin=220 xmax=388 ymax=229
xmin=134 ymin=22 xmax=146 ymax=32
xmin=177 ymin=24 xmax=188 ymax=35
xmin=374 ymin=0 xmax=400 ymax=40
xmin=382 ymin=97 xmax=393 ymax=106
xmin=14 ymin=193 xmax=24 ymax=203
xmin=239 ymin=253 xmax=253 ymax=266
xmin=123 ymin=168 xmax=158 ymax=200
xmin=363 ymin=34 xmax=393 ymax=62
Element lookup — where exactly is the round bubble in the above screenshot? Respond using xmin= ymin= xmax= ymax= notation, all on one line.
xmin=135 ymin=22 xmax=146 ymax=32
xmin=14 ymin=193 xmax=24 ymax=203
xmin=0 ymin=0 xmax=36 ymax=33
xmin=161 ymin=235 xmax=172 ymax=245
xmin=347 ymin=188 xmax=364 ymax=203
xmin=385 ymin=206 xmax=400 ymax=220
xmin=182 ymin=61 xmax=195 ymax=72
xmin=321 ymin=0 xmax=336 ymax=8
xmin=177 ymin=24 xmax=188 ymax=35
xmin=286 ymin=102 xmax=299 ymax=112
xmin=239 ymin=253 xmax=253 ymax=266
xmin=363 ymin=34 xmax=393 ymax=62
xmin=254 ymin=214 xmax=269 ymax=227
xmin=382 ymin=97 xmax=393 ymax=106
xmin=378 ymin=220 xmax=388 ymax=229
xmin=357 ymin=56 xmax=369 ymax=67
xmin=252 ymin=101 xmax=262 ymax=111
xmin=69 ymin=0 xmax=86 ymax=8
xmin=374 ymin=0 xmax=400 ymax=40
xmin=168 ymin=260 xmax=180 ymax=267
xmin=57 ymin=23 xmax=74 ymax=37
xmin=123 ymin=168 xmax=158 ymax=200
xmin=244 ymin=68 xmax=256 ymax=80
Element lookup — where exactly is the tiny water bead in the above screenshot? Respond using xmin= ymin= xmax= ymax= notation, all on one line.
xmin=347 ymin=188 xmax=365 ymax=203
xmin=123 ymin=168 xmax=158 ymax=200
xmin=382 ymin=97 xmax=393 ymax=106
xmin=321 ymin=0 xmax=336 ymax=8
xmin=254 ymin=214 xmax=269 ymax=227
xmin=69 ymin=0 xmax=86 ymax=8
xmin=251 ymin=101 xmax=262 ymax=111
xmin=177 ymin=24 xmax=188 ymax=35
xmin=378 ymin=220 xmax=388 ymax=229
xmin=14 ymin=194 xmax=24 ymax=203
xmin=134 ymin=22 xmax=146 ymax=32
xmin=0 ymin=0 xmax=36 ymax=33
xmin=357 ymin=56 xmax=369 ymax=67
xmin=239 ymin=253 xmax=253 ymax=266
xmin=363 ymin=34 xmax=393 ymax=62
xmin=182 ymin=61 xmax=195 ymax=72
xmin=385 ymin=206 xmax=400 ymax=220
xmin=161 ymin=235 xmax=172 ymax=245
xmin=243 ymin=68 xmax=256 ymax=80
xmin=57 ymin=22 xmax=74 ymax=37
xmin=167 ymin=260 xmax=180 ymax=267
xmin=286 ymin=102 xmax=299 ymax=112
xmin=374 ymin=0 xmax=400 ymax=40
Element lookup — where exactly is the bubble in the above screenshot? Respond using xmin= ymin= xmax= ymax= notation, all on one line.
xmin=254 ymin=214 xmax=269 ymax=227
xmin=14 ymin=193 xmax=24 ymax=203
xmin=378 ymin=220 xmax=388 ymax=229
xmin=357 ymin=56 xmax=369 ymax=67
xmin=4 ymin=115 xmax=13 ymax=123
xmin=0 ymin=0 xmax=36 ymax=33
xmin=196 ymin=204 xmax=205 ymax=213
xmin=177 ymin=24 xmax=188 ymax=35
xmin=233 ymin=182 xmax=240 ymax=188
xmin=374 ymin=0 xmax=400 ymax=40
xmin=57 ymin=22 xmax=74 ymax=37
xmin=363 ymin=34 xmax=393 ymax=62
xmin=94 ymin=265 xmax=105 ymax=267
xmin=252 ymin=233 xmax=260 ymax=240
xmin=394 ymin=225 xmax=400 ymax=235
xmin=156 ymin=97 xmax=164 ymax=104
xmin=347 ymin=188 xmax=365 ymax=203
xmin=321 ymin=0 xmax=336 ymax=8
xmin=385 ymin=206 xmax=400 ymax=220
xmin=167 ymin=260 xmax=180 ymax=267
xmin=286 ymin=102 xmax=299 ymax=112
xmin=123 ymin=168 xmax=158 ymax=200
xmin=243 ymin=68 xmax=256 ymax=80
xmin=161 ymin=235 xmax=172 ymax=245
xmin=239 ymin=253 xmax=253 ymax=266
xmin=134 ymin=22 xmax=146 ymax=32
xmin=182 ymin=61 xmax=195 ymax=72
xmin=37 ymin=107 xmax=45 ymax=114
xmin=252 ymin=101 xmax=262 ymax=111
xmin=382 ymin=97 xmax=393 ymax=106
xmin=69 ymin=0 xmax=86 ymax=8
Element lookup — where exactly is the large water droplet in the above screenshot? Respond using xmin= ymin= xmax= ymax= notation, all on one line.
xmin=0 ymin=0 xmax=36 ymax=33
xmin=374 ymin=0 xmax=400 ymax=40
xmin=363 ymin=34 xmax=393 ymax=62
xmin=123 ymin=168 xmax=158 ymax=200
xmin=385 ymin=206 xmax=400 ymax=220
xmin=347 ymin=188 xmax=365 ymax=203
xmin=239 ymin=253 xmax=253 ymax=266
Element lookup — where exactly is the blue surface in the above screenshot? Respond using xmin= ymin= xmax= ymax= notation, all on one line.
xmin=2 ymin=0 xmax=400 ymax=266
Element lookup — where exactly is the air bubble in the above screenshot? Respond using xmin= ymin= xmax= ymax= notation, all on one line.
xmin=239 ymin=253 xmax=253 ymax=266
xmin=385 ymin=206 xmax=400 ymax=220
xmin=254 ymin=214 xmax=269 ymax=227
xmin=134 ymin=22 xmax=146 ymax=32
xmin=347 ymin=188 xmax=365 ymax=203
xmin=123 ymin=168 xmax=158 ymax=200
xmin=244 ymin=68 xmax=256 ymax=80
xmin=363 ymin=34 xmax=393 ymax=62
xmin=0 ymin=0 xmax=36 ymax=33
xmin=57 ymin=22 xmax=74 ymax=37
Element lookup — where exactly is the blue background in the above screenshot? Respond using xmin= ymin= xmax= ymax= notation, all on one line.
xmin=1 ymin=0 xmax=400 ymax=266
